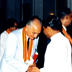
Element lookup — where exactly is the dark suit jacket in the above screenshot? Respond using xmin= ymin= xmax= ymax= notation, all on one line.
xmin=36 ymin=30 xmax=50 ymax=68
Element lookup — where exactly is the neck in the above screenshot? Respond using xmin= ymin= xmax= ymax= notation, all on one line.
xmin=60 ymin=19 xmax=67 ymax=27
xmin=50 ymin=30 xmax=60 ymax=38
xmin=63 ymin=24 xmax=67 ymax=27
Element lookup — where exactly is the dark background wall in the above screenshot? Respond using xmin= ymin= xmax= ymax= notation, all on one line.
xmin=43 ymin=0 xmax=56 ymax=19
xmin=56 ymin=0 xmax=67 ymax=10
xmin=23 ymin=0 xmax=32 ymax=24
xmin=6 ymin=0 xmax=21 ymax=23
xmin=0 ymin=0 xmax=68 ymax=33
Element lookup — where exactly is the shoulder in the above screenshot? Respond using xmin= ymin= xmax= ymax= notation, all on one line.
xmin=58 ymin=34 xmax=71 ymax=48
xmin=9 ymin=28 xmax=23 ymax=37
xmin=11 ymin=28 xmax=23 ymax=34
xmin=51 ymin=33 xmax=70 ymax=46
xmin=1 ymin=31 xmax=7 ymax=36
xmin=0 ymin=31 xmax=8 ymax=39
xmin=7 ymin=28 xmax=23 ymax=41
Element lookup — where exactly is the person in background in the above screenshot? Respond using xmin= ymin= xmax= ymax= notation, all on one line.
xmin=57 ymin=7 xmax=72 ymax=71
xmin=57 ymin=7 xmax=72 ymax=45
xmin=0 ymin=18 xmax=42 ymax=72
xmin=0 ymin=18 xmax=18 ymax=64
xmin=27 ymin=16 xmax=71 ymax=72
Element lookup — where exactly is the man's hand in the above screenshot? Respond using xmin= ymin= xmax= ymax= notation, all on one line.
xmin=27 ymin=67 xmax=40 ymax=72
xmin=27 ymin=63 xmax=36 ymax=72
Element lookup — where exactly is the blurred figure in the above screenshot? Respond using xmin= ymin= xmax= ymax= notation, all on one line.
xmin=57 ymin=7 xmax=72 ymax=45
xmin=67 ymin=10 xmax=72 ymax=38
xmin=27 ymin=16 xmax=71 ymax=72
xmin=57 ymin=7 xmax=72 ymax=71
xmin=57 ymin=7 xmax=71 ymax=27
xmin=0 ymin=18 xmax=18 ymax=63
xmin=5 ymin=18 xmax=18 ymax=32
xmin=0 ymin=18 xmax=42 ymax=72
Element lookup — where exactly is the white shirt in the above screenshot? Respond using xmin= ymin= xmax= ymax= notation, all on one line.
xmin=62 ymin=25 xmax=72 ymax=70
xmin=0 ymin=28 xmax=39 ymax=72
xmin=62 ymin=25 xmax=67 ymax=31
xmin=0 ymin=31 xmax=8 ymax=63
xmin=40 ymin=32 xmax=71 ymax=72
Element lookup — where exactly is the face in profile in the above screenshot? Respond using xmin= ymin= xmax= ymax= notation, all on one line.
xmin=43 ymin=26 xmax=51 ymax=38
xmin=70 ymin=12 xmax=72 ymax=20
xmin=61 ymin=15 xmax=71 ymax=27
xmin=26 ymin=24 xmax=41 ymax=39
xmin=26 ymin=19 xmax=41 ymax=39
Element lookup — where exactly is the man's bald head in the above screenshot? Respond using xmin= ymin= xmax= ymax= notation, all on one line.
xmin=25 ymin=18 xmax=42 ymax=39
xmin=26 ymin=18 xmax=42 ymax=27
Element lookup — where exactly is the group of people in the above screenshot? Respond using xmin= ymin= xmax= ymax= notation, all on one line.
xmin=0 ymin=6 xmax=72 ymax=72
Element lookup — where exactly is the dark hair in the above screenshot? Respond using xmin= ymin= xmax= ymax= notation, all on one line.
xmin=43 ymin=15 xmax=62 ymax=32
xmin=57 ymin=7 xmax=71 ymax=19
xmin=6 ymin=18 xmax=18 ymax=29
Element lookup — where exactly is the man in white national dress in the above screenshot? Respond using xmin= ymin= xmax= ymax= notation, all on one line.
xmin=0 ymin=17 xmax=42 ymax=72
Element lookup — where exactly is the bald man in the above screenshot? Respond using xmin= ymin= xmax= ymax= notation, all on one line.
xmin=0 ymin=18 xmax=42 ymax=72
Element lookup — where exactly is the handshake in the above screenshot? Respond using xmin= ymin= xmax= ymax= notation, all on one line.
xmin=26 ymin=63 xmax=40 ymax=72
xmin=26 ymin=52 xmax=40 ymax=72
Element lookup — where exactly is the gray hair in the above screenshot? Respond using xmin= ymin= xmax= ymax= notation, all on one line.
xmin=26 ymin=19 xmax=42 ymax=28
xmin=26 ymin=20 xmax=33 ymax=28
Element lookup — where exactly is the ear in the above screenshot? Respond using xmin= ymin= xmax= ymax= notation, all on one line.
xmin=25 ymin=25 xmax=29 ymax=31
xmin=48 ymin=26 xmax=53 ymax=33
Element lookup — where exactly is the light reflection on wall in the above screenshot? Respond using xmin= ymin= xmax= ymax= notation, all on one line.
xmin=49 ymin=12 xmax=54 ymax=15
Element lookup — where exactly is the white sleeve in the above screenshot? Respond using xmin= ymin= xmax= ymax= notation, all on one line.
xmin=40 ymin=40 xmax=71 ymax=72
xmin=40 ymin=68 xmax=44 ymax=72
xmin=4 ymin=33 xmax=28 ymax=72
xmin=0 ymin=35 xmax=1 ymax=62
xmin=0 ymin=33 xmax=7 ymax=63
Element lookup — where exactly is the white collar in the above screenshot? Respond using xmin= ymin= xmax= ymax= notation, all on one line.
xmin=26 ymin=35 xmax=29 ymax=41
xmin=62 ymin=25 xmax=67 ymax=31
xmin=50 ymin=32 xmax=61 ymax=40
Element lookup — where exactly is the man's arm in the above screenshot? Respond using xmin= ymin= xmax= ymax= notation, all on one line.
xmin=4 ymin=33 xmax=28 ymax=72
